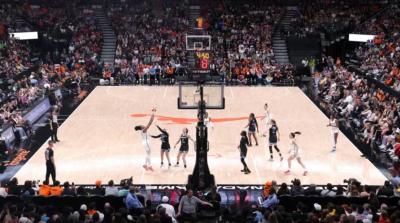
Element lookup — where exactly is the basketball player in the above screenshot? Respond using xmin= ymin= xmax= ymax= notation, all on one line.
xmin=174 ymin=128 xmax=195 ymax=168
xmin=260 ymin=103 xmax=272 ymax=128
xmin=151 ymin=125 xmax=171 ymax=166
xmin=134 ymin=108 xmax=156 ymax=171
xmin=204 ymin=112 xmax=213 ymax=129
xmin=245 ymin=113 xmax=259 ymax=146
xmin=284 ymin=132 xmax=307 ymax=176
xmin=238 ymin=131 xmax=251 ymax=174
xmin=45 ymin=140 xmax=56 ymax=184
xmin=262 ymin=119 xmax=283 ymax=161
xmin=327 ymin=114 xmax=339 ymax=152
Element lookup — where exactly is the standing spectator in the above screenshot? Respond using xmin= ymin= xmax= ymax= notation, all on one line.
xmin=177 ymin=188 xmax=213 ymax=222
xmin=125 ymin=186 xmax=144 ymax=215
xmin=45 ymin=140 xmax=56 ymax=184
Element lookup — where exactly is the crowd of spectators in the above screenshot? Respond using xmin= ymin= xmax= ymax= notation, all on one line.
xmin=104 ymin=0 xmax=294 ymax=85
xmin=0 ymin=177 xmax=399 ymax=222
xmin=284 ymin=3 xmax=381 ymax=39
xmin=0 ymin=1 xmax=103 ymax=167
xmin=354 ymin=5 xmax=400 ymax=92
xmin=207 ymin=1 xmax=294 ymax=85
xmin=314 ymin=56 xmax=400 ymax=174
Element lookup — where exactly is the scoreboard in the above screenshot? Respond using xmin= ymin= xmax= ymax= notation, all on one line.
xmin=192 ymin=51 xmax=211 ymax=75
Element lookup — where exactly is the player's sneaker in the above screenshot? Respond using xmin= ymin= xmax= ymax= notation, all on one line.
xmin=280 ymin=156 xmax=284 ymax=161
xmin=148 ymin=166 xmax=154 ymax=171
xmin=142 ymin=165 xmax=148 ymax=171
xmin=269 ymin=157 xmax=274 ymax=161
xmin=303 ymin=171 xmax=308 ymax=176
xmin=284 ymin=170 xmax=290 ymax=175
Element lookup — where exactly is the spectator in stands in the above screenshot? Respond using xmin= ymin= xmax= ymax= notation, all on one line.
xmin=61 ymin=181 xmax=76 ymax=196
xmin=277 ymin=183 xmax=290 ymax=196
xmin=21 ymin=180 xmax=35 ymax=197
xmin=177 ymin=188 xmax=213 ymax=222
xmin=0 ymin=181 xmax=7 ymax=197
xmin=304 ymin=184 xmax=320 ymax=196
xmin=50 ymin=180 xmax=63 ymax=196
xmin=261 ymin=188 xmax=279 ymax=209
xmin=321 ymin=183 xmax=337 ymax=197
xmin=290 ymin=179 xmax=304 ymax=195
xmin=38 ymin=180 xmax=51 ymax=196
xmin=206 ymin=185 xmax=222 ymax=213
xmin=92 ymin=180 xmax=105 ymax=196
xmin=105 ymin=180 xmax=119 ymax=196
xmin=7 ymin=178 xmax=20 ymax=196
xmin=125 ymin=186 xmax=144 ymax=215
xmin=377 ymin=180 xmax=395 ymax=197
xmin=157 ymin=196 xmax=176 ymax=221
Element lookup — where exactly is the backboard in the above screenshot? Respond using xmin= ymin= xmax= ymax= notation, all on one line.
xmin=186 ymin=35 xmax=211 ymax=51
xmin=178 ymin=82 xmax=225 ymax=109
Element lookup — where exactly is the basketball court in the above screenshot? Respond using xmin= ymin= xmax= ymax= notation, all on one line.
xmin=14 ymin=86 xmax=387 ymax=185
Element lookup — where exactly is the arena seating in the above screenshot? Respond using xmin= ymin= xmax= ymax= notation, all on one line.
xmin=2 ymin=0 xmax=400 ymax=223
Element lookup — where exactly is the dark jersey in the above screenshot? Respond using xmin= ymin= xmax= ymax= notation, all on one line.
xmin=180 ymin=135 xmax=189 ymax=151
xmin=239 ymin=136 xmax=249 ymax=150
xmin=269 ymin=124 xmax=279 ymax=143
xmin=152 ymin=126 xmax=170 ymax=149
xmin=239 ymin=136 xmax=249 ymax=157
xmin=248 ymin=118 xmax=258 ymax=132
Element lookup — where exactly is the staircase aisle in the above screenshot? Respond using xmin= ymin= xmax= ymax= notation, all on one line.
xmin=272 ymin=7 xmax=297 ymax=65
xmin=95 ymin=10 xmax=117 ymax=65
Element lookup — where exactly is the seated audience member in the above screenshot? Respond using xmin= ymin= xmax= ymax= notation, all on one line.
xmin=290 ymin=179 xmax=304 ymax=195
xmin=261 ymin=188 xmax=279 ymax=209
xmin=92 ymin=180 xmax=105 ymax=196
xmin=277 ymin=183 xmax=290 ymax=196
xmin=157 ymin=196 xmax=176 ymax=221
xmin=158 ymin=206 xmax=173 ymax=223
xmin=7 ymin=178 xmax=20 ymax=196
xmin=61 ymin=182 xmax=76 ymax=196
xmin=321 ymin=183 xmax=337 ymax=197
xmin=21 ymin=181 xmax=35 ymax=197
xmin=377 ymin=181 xmax=394 ymax=197
xmin=105 ymin=180 xmax=119 ymax=196
xmin=38 ymin=180 xmax=51 ymax=197
xmin=50 ymin=181 xmax=63 ymax=196
xmin=304 ymin=184 xmax=320 ymax=196
xmin=0 ymin=181 xmax=7 ymax=197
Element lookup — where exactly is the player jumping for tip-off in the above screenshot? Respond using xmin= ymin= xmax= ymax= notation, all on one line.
xmin=134 ymin=107 xmax=156 ymax=171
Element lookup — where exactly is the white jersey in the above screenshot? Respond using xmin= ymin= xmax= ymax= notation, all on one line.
xmin=264 ymin=111 xmax=272 ymax=125
xmin=141 ymin=131 xmax=150 ymax=149
xmin=205 ymin=117 xmax=213 ymax=129
xmin=330 ymin=119 xmax=339 ymax=134
xmin=289 ymin=139 xmax=300 ymax=158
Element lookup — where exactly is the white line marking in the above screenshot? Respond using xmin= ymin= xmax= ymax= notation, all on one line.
xmin=163 ymin=86 xmax=168 ymax=98
xmin=249 ymin=147 xmax=262 ymax=184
